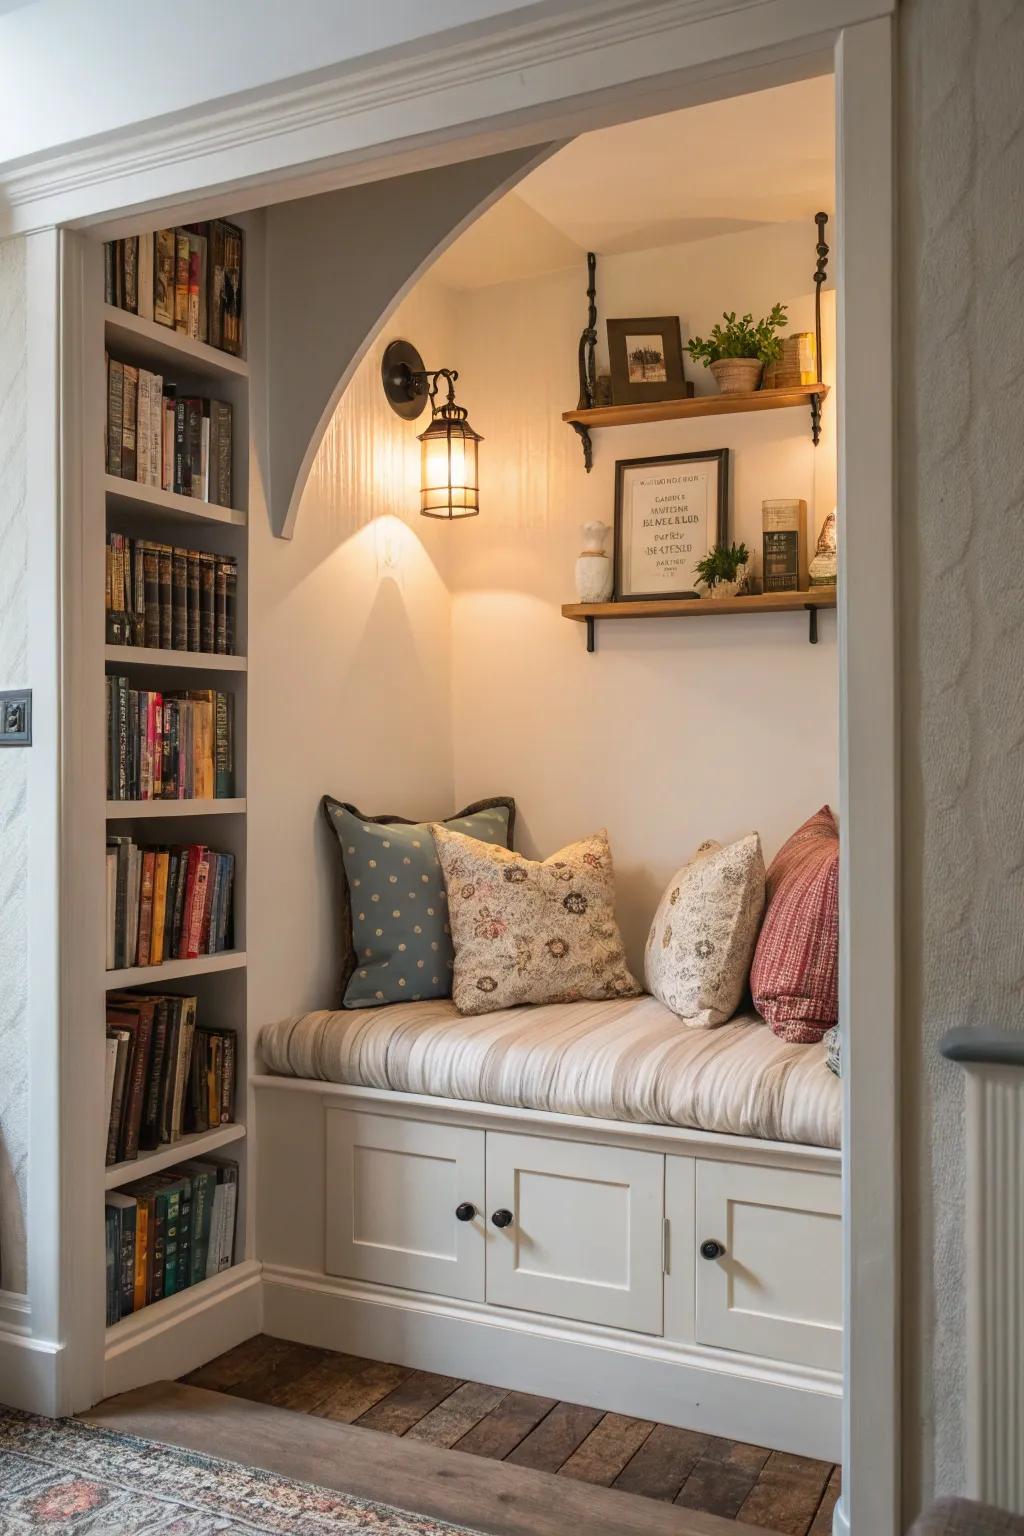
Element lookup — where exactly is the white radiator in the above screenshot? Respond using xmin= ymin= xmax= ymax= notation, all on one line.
xmin=944 ymin=1030 xmax=1024 ymax=1514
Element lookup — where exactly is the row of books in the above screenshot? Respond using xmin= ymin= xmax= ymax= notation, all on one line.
xmin=105 ymin=1158 xmax=239 ymax=1323
xmin=106 ymin=680 xmax=235 ymax=802
xmin=106 ymin=535 xmax=238 ymax=654
xmin=106 ymin=838 xmax=235 ymax=971
xmin=106 ymin=991 xmax=236 ymax=1165
xmin=104 ymin=223 xmax=244 ymax=355
xmin=106 ymin=356 xmax=233 ymax=507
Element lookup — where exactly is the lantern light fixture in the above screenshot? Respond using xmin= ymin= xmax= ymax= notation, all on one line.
xmin=382 ymin=339 xmax=482 ymax=520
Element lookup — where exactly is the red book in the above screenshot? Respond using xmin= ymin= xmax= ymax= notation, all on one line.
xmin=178 ymin=846 xmax=201 ymax=959
xmin=184 ymin=849 xmax=210 ymax=960
xmin=136 ymin=851 xmax=156 ymax=966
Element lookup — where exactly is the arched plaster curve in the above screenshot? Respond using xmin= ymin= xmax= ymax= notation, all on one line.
xmin=265 ymin=143 xmax=559 ymax=537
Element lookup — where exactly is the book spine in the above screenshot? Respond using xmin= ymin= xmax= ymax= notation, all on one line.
xmin=158 ymin=545 xmax=173 ymax=649
xmin=199 ymin=553 xmax=215 ymax=653
xmin=136 ymin=369 xmax=150 ymax=485
xmin=174 ymin=398 xmax=190 ymax=496
xmin=140 ymin=544 xmax=159 ymax=649
xmin=216 ymin=1169 xmax=238 ymax=1271
xmin=187 ymin=238 xmax=201 ymax=341
xmin=133 ymin=1200 xmax=148 ymax=1312
xmin=216 ymin=852 xmax=234 ymax=952
xmin=136 ymin=849 xmax=156 ymax=964
xmin=105 ymin=1207 xmax=120 ymax=1324
xmin=224 ymin=560 xmax=237 ymax=655
xmin=119 ymin=1202 xmax=136 ymax=1316
xmin=150 ymin=1191 xmax=168 ymax=1302
xmin=162 ymin=386 xmax=176 ymax=493
xmin=189 ymin=1170 xmax=215 ymax=1285
xmin=187 ymin=551 xmax=201 ymax=651
xmin=213 ymin=401 xmax=232 ymax=508
xmin=171 ymin=549 xmax=188 ymax=650
xmin=123 ymin=235 xmax=138 ymax=315
xmin=176 ymin=1178 xmax=194 ymax=1292
xmin=121 ymin=364 xmax=138 ymax=481
xmin=187 ymin=399 xmax=204 ymax=501
xmin=214 ymin=563 xmax=228 ymax=655
xmin=105 ymin=1034 xmax=130 ymax=1165
xmin=139 ymin=1003 xmax=168 ymax=1151
xmin=115 ymin=677 xmax=129 ymax=800
xmin=214 ymin=692 xmax=232 ymax=797
xmin=149 ymin=374 xmax=163 ymax=489
xmin=104 ymin=242 xmax=116 ymax=306
xmin=174 ymin=232 xmax=190 ymax=333
xmin=106 ymin=359 xmax=124 ymax=476
xmin=221 ymin=1031 xmax=235 ymax=1123
xmin=185 ymin=852 xmax=210 ymax=959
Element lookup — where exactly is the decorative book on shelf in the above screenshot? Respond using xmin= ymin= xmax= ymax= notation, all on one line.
xmin=106 ymin=535 xmax=237 ymax=653
xmin=105 ymin=223 xmax=244 ymax=356
xmin=106 ymin=357 xmax=233 ymax=507
xmin=105 ymin=1157 xmax=239 ymax=1324
xmin=106 ymin=838 xmax=235 ymax=971
xmin=106 ymin=679 xmax=234 ymax=801
xmin=105 ymin=991 xmax=236 ymax=1166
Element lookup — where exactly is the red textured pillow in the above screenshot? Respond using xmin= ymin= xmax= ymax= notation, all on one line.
xmin=750 ymin=806 xmax=838 ymax=1042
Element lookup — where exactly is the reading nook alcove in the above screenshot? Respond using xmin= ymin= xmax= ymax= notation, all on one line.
xmin=80 ymin=64 xmax=848 ymax=1528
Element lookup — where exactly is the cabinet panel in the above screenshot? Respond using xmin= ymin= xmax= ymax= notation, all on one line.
xmin=485 ymin=1131 xmax=663 ymax=1334
xmin=325 ymin=1110 xmax=484 ymax=1301
xmin=695 ymin=1159 xmax=841 ymax=1370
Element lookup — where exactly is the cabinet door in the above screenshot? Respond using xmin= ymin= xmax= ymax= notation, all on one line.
xmin=325 ymin=1110 xmax=485 ymax=1301
xmin=694 ymin=1159 xmax=841 ymax=1370
xmin=485 ymin=1132 xmax=664 ymax=1334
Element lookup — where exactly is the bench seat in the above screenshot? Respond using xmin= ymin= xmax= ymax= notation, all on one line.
xmin=259 ymin=993 xmax=840 ymax=1149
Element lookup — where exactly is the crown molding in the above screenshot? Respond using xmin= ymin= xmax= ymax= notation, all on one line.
xmin=0 ymin=0 xmax=890 ymax=236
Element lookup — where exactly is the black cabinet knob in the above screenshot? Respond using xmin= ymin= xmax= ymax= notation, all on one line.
xmin=455 ymin=1202 xmax=476 ymax=1222
xmin=700 ymin=1238 xmax=725 ymax=1260
xmin=491 ymin=1208 xmax=514 ymax=1229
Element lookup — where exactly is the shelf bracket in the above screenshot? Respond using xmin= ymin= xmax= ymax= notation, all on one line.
xmin=806 ymin=604 xmax=819 ymax=644
xmin=810 ymin=211 xmax=829 ymax=447
xmin=586 ymin=615 xmax=596 ymax=653
xmin=810 ymin=392 xmax=822 ymax=446
xmin=572 ymin=252 xmax=598 ymax=472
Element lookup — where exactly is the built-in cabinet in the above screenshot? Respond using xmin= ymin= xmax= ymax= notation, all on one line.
xmin=323 ymin=1106 xmax=841 ymax=1374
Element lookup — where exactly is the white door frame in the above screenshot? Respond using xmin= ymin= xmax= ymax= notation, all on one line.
xmin=18 ymin=4 xmax=896 ymax=1532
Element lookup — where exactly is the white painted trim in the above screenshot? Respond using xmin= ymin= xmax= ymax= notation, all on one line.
xmin=0 ymin=1327 xmax=63 ymax=1416
xmin=834 ymin=16 xmax=898 ymax=1536
xmin=0 ymin=0 xmax=894 ymax=237
xmin=0 ymin=1290 xmax=31 ymax=1337
xmin=262 ymin=1263 xmax=841 ymax=1461
xmin=251 ymin=1076 xmax=841 ymax=1176
xmin=103 ymin=1260 xmax=263 ymax=1401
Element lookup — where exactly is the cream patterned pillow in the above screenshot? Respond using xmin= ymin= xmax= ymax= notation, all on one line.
xmin=432 ymin=826 xmax=640 ymax=1016
xmin=644 ymin=834 xmax=765 ymax=1028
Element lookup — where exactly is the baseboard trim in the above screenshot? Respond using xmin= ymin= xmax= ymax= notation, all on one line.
xmin=0 ymin=1325 xmax=63 ymax=1415
xmin=103 ymin=1260 xmax=263 ymax=1401
xmin=0 ymin=1289 xmax=31 ymax=1337
xmin=262 ymin=1264 xmax=841 ymax=1461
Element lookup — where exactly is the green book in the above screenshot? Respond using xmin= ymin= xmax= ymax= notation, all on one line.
xmin=181 ymin=1161 xmax=218 ymax=1286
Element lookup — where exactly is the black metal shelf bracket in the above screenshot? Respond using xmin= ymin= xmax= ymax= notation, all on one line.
xmin=573 ymin=252 xmax=598 ymax=472
xmin=811 ymin=212 xmax=829 ymax=446
xmin=586 ymin=616 xmax=596 ymax=653
xmin=806 ymin=605 xmax=819 ymax=644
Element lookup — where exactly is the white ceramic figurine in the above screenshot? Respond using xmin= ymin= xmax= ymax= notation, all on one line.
xmin=575 ymin=520 xmax=614 ymax=602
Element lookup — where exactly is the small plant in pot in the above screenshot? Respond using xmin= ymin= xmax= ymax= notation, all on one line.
xmin=694 ymin=542 xmax=750 ymax=599
xmin=687 ymin=304 xmax=789 ymax=394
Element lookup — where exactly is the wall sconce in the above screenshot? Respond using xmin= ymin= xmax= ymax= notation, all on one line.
xmin=382 ymin=340 xmax=482 ymax=519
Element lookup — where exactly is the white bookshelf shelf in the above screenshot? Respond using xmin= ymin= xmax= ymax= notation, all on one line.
xmin=106 ymin=799 xmax=246 ymax=819
xmin=105 ymin=951 xmax=247 ymax=988
xmin=104 ymin=645 xmax=246 ymax=672
xmin=104 ymin=475 xmax=246 ymax=528
xmin=104 ymin=305 xmax=248 ymax=381
xmin=105 ymin=1124 xmax=246 ymax=1191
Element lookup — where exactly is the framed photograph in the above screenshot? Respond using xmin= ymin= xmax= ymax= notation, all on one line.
xmin=613 ymin=449 xmax=729 ymax=602
xmin=606 ymin=316 xmax=692 ymax=405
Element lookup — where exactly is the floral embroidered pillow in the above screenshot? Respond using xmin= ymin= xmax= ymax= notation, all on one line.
xmin=644 ymin=833 xmax=765 ymax=1028
xmin=432 ymin=825 xmax=640 ymax=1016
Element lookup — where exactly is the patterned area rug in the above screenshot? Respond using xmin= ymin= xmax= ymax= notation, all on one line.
xmin=0 ymin=1409 xmax=483 ymax=1533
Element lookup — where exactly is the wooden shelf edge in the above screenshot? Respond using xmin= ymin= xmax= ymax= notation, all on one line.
xmin=103 ymin=305 xmax=248 ymax=379
xmin=104 ymin=645 xmax=247 ymax=672
xmin=104 ymin=1258 xmax=261 ymax=1354
xmin=105 ymin=1123 xmax=246 ymax=1190
xmin=106 ymin=799 xmax=246 ymax=819
xmin=563 ymin=588 xmax=837 ymax=621
xmin=563 ymin=383 xmax=829 ymax=429
xmin=105 ymin=952 xmax=247 ymax=987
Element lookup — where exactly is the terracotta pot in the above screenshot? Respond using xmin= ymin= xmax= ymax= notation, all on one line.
xmin=709 ymin=357 xmax=764 ymax=394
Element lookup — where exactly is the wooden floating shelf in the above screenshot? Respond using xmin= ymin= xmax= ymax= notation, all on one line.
xmin=105 ymin=475 xmax=246 ymax=528
xmin=105 ymin=1123 xmax=246 ymax=1191
xmin=104 ymin=645 xmax=247 ymax=673
xmin=106 ymin=799 xmax=246 ymax=819
xmin=104 ymin=305 xmax=248 ymax=381
xmin=564 ymin=587 xmax=837 ymax=651
xmin=562 ymin=384 xmax=829 ymax=431
xmin=105 ymin=951 xmax=246 ymax=988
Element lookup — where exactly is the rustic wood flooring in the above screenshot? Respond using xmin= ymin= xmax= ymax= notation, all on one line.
xmin=175 ymin=1335 xmax=840 ymax=1534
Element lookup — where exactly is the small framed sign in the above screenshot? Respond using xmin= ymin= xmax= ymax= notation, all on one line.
xmin=613 ymin=449 xmax=729 ymax=601
xmin=606 ymin=316 xmax=691 ymax=406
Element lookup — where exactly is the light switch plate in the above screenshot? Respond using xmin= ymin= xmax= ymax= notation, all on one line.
xmin=0 ymin=689 xmax=31 ymax=746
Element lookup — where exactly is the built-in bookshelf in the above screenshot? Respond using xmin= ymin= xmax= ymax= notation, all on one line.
xmin=91 ymin=218 xmax=257 ymax=1396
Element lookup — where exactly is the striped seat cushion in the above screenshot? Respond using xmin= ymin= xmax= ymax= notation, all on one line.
xmin=259 ymin=993 xmax=840 ymax=1149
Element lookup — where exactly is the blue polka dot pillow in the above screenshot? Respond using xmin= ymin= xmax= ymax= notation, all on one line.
xmin=322 ymin=795 xmax=515 ymax=1008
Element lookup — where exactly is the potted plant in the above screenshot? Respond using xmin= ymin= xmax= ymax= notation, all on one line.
xmin=687 ymin=304 xmax=789 ymax=394
xmin=694 ymin=541 xmax=750 ymax=599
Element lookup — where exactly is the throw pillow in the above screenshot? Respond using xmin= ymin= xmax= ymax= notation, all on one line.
xmin=432 ymin=825 xmax=640 ymax=1016
xmin=750 ymin=805 xmax=839 ymax=1042
xmin=822 ymin=1024 xmax=841 ymax=1076
xmin=322 ymin=795 xmax=515 ymax=1008
xmin=644 ymin=833 xmax=765 ymax=1028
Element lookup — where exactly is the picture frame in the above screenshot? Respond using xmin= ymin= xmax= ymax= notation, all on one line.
xmin=613 ymin=449 xmax=729 ymax=602
xmin=606 ymin=316 xmax=692 ymax=405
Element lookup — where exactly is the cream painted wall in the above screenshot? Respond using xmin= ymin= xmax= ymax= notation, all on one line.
xmin=443 ymin=221 xmax=838 ymax=969
xmin=246 ymin=281 xmax=459 ymax=1025
xmin=0 ymin=234 xmax=29 ymax=1294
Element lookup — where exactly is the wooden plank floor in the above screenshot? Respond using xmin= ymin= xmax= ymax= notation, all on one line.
xmin=181 ymin=1335 xmax=840 ymax=1534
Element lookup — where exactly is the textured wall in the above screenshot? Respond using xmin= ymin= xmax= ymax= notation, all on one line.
xmin=900 ymin=0 xmax=1024 ymax=1510
xmin=0 ymin=234 xmax=29 ymax=1294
